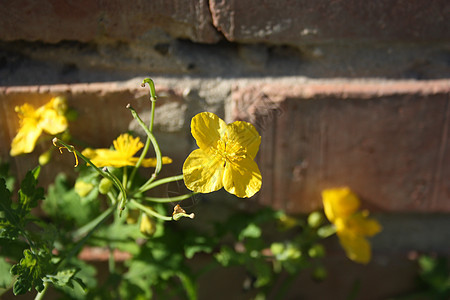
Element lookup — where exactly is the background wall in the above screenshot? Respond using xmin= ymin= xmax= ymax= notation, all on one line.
xmin=1 ymin=1 xmax=449 ymax=299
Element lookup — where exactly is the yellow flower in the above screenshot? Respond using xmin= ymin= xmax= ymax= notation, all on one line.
xmin=182 ymin=112 xmax=262 ymax=198
xmin=10 ymin=97 xmax=68 ymax=156
xmin=322 ymin=187 xmax=382 ymax=264
xmin=81 ymin=133 xmax=172 ymax=168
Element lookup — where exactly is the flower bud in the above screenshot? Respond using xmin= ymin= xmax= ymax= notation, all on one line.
xmin=38 ymin=150 xmax=52 ymax=166
xmin=140 ymin=213 xmax=156 ymax=237
xmin=98 ymin=177 xmax=113 ymax=194
xmin=74 ymin=180 xmax=94 ymax=197
xmin=307 ymin=211 xmax=325 ymax=228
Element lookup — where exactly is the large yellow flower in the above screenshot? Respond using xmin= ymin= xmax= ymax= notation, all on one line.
xmin=183 ymin=112 xmax=262 ymax=198
xmin=10 ymin=97 xmax=68 ymax=156
xmin=82 ymin=133 xmax=172 ymax=168
xmin=322 ymin=187 xmax=382 ymax=264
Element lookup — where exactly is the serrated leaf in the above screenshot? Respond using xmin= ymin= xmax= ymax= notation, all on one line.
xmin=11 ymin=249 xmax=52 ymax=295
xmin=18 ymin=168 xmax=44 ymax=212
xmin=0 ymin=178 xmax=20 ymax=239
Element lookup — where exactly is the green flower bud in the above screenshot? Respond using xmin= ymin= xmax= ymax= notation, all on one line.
xmin=317 ymin=224 xmax=337 ymax=238
xmin=139 ymin=214 xmax=156 ymax=237
xmin=307 ymin=211 xmax=325 ymax=228
xmin=308 ymin=244 xmax=326 ymax=258
xmin=38 ymin=150 xmax=52 ymax=166
xmin=98 ymin=177 xmax=113 ymax=194
xmin=270 ymin=243 xmax=285 ymax=256
xmin=74 ymin=180 xmax=94 ymax=197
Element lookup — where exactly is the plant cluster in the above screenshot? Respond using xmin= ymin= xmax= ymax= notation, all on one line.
xmin=1 ymin=78 xmax=382 ymax=299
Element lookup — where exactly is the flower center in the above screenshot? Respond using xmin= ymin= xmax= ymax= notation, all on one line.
xmin=215 ymin=134 xmax=247 ymax=164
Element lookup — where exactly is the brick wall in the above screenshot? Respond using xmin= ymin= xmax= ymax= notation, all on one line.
xmin=1 ymin=1 xmax=449 ymax=298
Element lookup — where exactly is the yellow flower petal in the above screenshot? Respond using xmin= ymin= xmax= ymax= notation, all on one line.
xmin=39 ymin=108 xmax=68 ymax=135
xmin=10 ymin=99 xmax=68 ymax=156
xmin=322 ymin=187 xmax=360 ymax=222
xmin=81 ymin=134 xmax=171 ymax=168
xmin=183 ymin=148 xmax=225 ymax=193
xmin=10 ymin=123 xmax=43 ymax=156
xmin=337 ymin=232 xmax=372 ymax=264
xmin=226 ymin=121 xmax=261 ymax=159
xmin=113 ymin=134 xmax=143 ymax=157
xmin=191 ymin=112 xmax=227 ymax=150
xmin=340 ymin=214 xmax=382 ymax=237
xmin=132 ymin=156 xmax=173 ymax=167
xmin=223 ymin=157 xmax=262 ymax=198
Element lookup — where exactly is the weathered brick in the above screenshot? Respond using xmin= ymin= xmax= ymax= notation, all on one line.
xmin=210 ymin=0 xmax=450 ymax=44
xmin=232 ymin=79 xmax=450 ymax=213
xmin=0 ymin=0 xmax=220 ymax=43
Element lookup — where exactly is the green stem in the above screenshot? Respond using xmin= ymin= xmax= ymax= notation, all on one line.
xmin=129 ymin=199 xmax=173 ymax=221
xmin=34 ymin=281 xmax=49 ymax=300
xmin=127 ymin=105 xmax=162 ymax=181
xmin=137 ymin=174 xmax=184 ymax=193
xmin=128 ymin=78 xmax=158 ymax=187
xmin=128 ymin=136 xmax=151 ymax=189
xmin=178 ymin=272 xmax=198 ymax=300
xmin=143 ymin=192 xmax=198 ymax=203
xmin=52 ymin=138 xmax=127 ymax=206
xmin=71 ymin=205 xmax=116 ymax=244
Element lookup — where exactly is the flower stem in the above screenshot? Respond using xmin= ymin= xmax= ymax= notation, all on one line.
xmin=56 ymin=205 xmax=116 ymax=271
xmin=52 ymin=138 xmax=127 ymax=207
xmin=127 ymin=104 xmax=163 ymax=185
xmin=128 ymin=78 xmax=158 ymax=187
xmin=137 ymin=174 xmax=184 ymax=193
xmin=129 ymin=199 xmax=173 ymax=221
xmin=34 ymin=281 xmax=49 ymax=300
xmin=143 ymin=192 xmax=198 ymax=203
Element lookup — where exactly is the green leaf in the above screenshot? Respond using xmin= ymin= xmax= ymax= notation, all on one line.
xmin=0 ymin=178 xmax=20 ymax=239
xmin=0 ymin=161 xmax=15 ymax=191
xmin=10 ymin=249 xmax=52 ymax=295
xmin=18 ymin=167 xmax=44 ymax=213
xmin=239 ymin=223 xmax=262 ymax=240
xmin=43 ymin=174 xmax=100 ymax=228
xmin=0 ymin=256 xmax=13 ymax=288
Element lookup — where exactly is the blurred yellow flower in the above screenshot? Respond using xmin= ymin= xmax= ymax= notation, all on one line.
xmin=183 ymin=112 xmax=262 ymax=198
xmin=322 ymin=187 xmax=382 ymax=264
xmin=82 ymin=133 xmax=172 ymax=168
xmin=10 ymin=97 xmax=68 ymax=156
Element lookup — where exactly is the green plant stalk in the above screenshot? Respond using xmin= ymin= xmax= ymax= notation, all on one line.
xmin=34 ymin=281 xmax=49 ymax=300
xmin=143 ymin=192 xmax=198 ymax=203
xmin=128 ymin=199 xmax=173 ymax=221
xmin=53 ymin=205 xmax=116 ymax=279
xmin=178 ymin=272 xmax=198 ymax=300
xmin=71 ymin=205 xmax=116 ymax=240
xmin=128 ymin=78 xmax=157 ymax=187
xmin=52 ymin=138 xmax=127 ymax=206
xmin=127 ymin=105 xmax=162 ymax=184
xmin=138 ymin=174 xmax=184 ymax=193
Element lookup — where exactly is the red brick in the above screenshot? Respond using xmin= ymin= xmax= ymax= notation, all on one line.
xmin=210 ymin=0 xmax=449 ymax=44
xmin=232 ymin=80 xmax=450 ymax=213
xmin=0 ymin=0 xmax=220 ymax=43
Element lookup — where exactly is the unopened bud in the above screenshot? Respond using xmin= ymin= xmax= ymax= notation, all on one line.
xmin=98 ymin=177 xmax=113 ymax=194
xmin=38 ymin=150 xmax=52 ymax=166
xmin=139 ymin=213 xmax=156 ymax=237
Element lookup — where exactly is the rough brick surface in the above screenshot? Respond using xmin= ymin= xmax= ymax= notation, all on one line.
xmin=232 ymin=80 xmax=450 ymax=213
xmin=0 ymin=0 xmax=220 ymax=43
xmin=210 ymin=0 xmax=450 ymax=44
